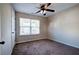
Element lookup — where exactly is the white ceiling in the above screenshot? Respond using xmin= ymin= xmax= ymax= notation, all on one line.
xmin=12 ymin=3 xmax=77 ymax=17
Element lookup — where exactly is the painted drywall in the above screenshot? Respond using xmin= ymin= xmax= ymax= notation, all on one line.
xmin=48 ymin=4 xmax=79 ymax=48
xmin=15 ymin=12 xmax=48 ymax=43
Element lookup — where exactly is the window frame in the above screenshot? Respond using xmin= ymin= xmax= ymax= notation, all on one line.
xmin=19 ymin=18 xmax=40 ymax=35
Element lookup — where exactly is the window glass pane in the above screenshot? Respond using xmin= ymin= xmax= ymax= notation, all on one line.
xmin=31 ymin=20 xmax=40 ymax=27
xmin=31 ymin=27 xmax=40 ymax=34
xmin=19 ymin=18 xmax=40 ymax=35
xmin=20 ymin=27 xmax=30 ymax=35
xmin=20 ymin=18 xmax=30 ymax=26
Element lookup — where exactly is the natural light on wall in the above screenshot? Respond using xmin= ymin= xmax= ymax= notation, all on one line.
xmin=20 ymin=18 xmax=40 ymax=35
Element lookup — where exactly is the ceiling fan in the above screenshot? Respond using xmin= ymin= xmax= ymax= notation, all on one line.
xmin=35 ymin=3 xmax=55 ymax=16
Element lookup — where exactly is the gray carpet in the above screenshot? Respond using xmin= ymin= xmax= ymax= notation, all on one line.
xmin=12 ymin=39 xmax=79 ymax=55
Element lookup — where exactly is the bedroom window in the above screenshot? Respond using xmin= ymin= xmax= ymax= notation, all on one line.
xmin=20 ymin=18 xmax=40 ymax=35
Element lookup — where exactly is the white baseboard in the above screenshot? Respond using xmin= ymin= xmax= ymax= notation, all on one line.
xmin=50 ymin=39 xmax=79 ymax=49
xmin=16 ymin=38 xmax=48 ymax=44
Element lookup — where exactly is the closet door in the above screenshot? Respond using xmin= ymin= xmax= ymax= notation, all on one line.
xmin=11 ymin=6 xmax=15 ymax=50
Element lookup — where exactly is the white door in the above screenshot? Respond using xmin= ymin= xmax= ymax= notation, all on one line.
xmin=0 ymin=4 xmax=1 ymax=55
xmin=0 ymin=4 xmax=15 ymax=55
xmin=0 ymin=4 xmax=5 ymax=55
xmin=11 ymin=7 xmax=15 ymax=50
xmin=1 ymin=4 xmax=12 ymax=55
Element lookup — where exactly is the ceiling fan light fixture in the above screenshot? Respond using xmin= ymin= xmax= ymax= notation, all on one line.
xmin=40 ymin=10 xmax=43 ymax=14
xmin=40 ymin=10 xmax=46 ymax=15
xmin=43 ymin=10 xmax=46 ymax=14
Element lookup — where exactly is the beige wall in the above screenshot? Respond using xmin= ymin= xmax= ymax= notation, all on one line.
xmin=48 ymin=4 xmax=79 ymax=48
xmin=15 ymin=12 xmax=48 ymax=43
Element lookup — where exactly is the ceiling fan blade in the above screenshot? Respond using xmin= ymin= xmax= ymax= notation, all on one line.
xmin=45 ymin=9 xmax=55 ymax=12
xmin=41 ymin=3 xmax=51 ymax=8
xmin=47 ymin=3 xmax=51 ymax=7
xmin=40 ymin=4 xmax=45 ymax=9
xmin=35 ymin=10 xmax=41 ymax=13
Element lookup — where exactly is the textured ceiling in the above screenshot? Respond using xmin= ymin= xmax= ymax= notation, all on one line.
xmin=12 ymin=3 xmax=77 ymax=17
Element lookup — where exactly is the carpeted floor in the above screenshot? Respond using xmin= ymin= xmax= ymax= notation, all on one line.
xmin=12 ymin=39 xmax=79 ymax=55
